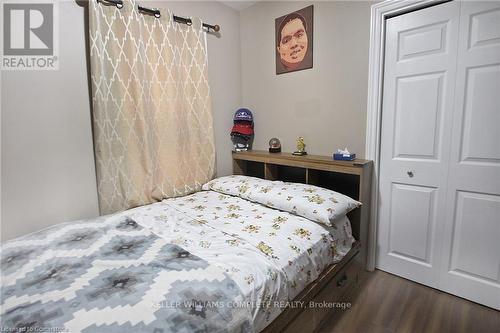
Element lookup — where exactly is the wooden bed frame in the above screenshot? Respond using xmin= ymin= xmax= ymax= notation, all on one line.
xmin=232 ymin=150 xmax=372 ymax=332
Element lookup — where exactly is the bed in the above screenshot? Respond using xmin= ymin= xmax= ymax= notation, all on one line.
xmin=0 ymin=152 xmax=372 ymax=332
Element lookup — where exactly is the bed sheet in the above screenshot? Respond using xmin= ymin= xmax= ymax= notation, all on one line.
xmin=128 ymin=190 xmax=354 ymax=331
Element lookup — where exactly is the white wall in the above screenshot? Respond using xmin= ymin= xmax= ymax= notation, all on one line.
xmin=240 ymin=1 xmax=373 ymax=157
xmin=1 ymin=1 xmax=99 ymax=241
xmin=1 ymin=0 xmax=241 ymax=241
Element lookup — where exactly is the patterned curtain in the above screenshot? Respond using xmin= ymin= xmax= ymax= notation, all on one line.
xmin=89 ymin=0 xmax=215 ymax=214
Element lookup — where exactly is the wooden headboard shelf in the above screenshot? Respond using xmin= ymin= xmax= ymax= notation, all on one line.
xmin=232 ymin=150 xmax=373 ymax=268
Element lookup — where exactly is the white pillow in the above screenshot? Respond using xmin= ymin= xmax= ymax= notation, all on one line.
xmin=201 ymin=175 xmax=269 ymax=200
xmin=202 ymin=176 xmax=361 ymax=226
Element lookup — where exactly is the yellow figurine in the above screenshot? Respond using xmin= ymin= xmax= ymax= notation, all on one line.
xmin=293 ymin=137 xmax=307 ymax=156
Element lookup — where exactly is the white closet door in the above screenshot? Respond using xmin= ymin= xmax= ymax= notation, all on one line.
xmin=378 ymin=0 xmax=500 ymax=309
xmin=377 ymin=1 xmax=460 ymax=288
xmin=439 ymin=1 xmax=500 ymax=310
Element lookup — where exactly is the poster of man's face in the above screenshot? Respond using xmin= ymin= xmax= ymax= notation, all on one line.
xmin=275 ymin=5 xmax=313 ymax=75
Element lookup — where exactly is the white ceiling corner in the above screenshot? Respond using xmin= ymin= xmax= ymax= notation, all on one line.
xmin=219 ymin=1 xmax=261 ymax=11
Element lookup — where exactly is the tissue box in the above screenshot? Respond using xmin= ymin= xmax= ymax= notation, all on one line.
xmin=333 ymin=153 xmax=356 ymax=161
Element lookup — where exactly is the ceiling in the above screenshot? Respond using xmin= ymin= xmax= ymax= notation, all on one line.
xmin=219 ymin=1 xmax=261 ymax=11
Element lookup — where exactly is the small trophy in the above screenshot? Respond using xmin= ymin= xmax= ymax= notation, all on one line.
xmin=292 ymin=137 xmax=307 ymax=156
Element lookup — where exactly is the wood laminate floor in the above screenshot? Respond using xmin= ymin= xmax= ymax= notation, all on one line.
xmin=318 ymin=269 xmax=499 ymax=333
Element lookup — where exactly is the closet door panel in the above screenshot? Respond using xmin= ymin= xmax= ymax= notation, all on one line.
xmin=393 ymin=72 xmax=445 ymax=160
xmin=449 ymin=191 xmax=500 ymax=282
xmin=388 ymin=183 xmax=437 ymax=265
xmin=440 ymin=1 xmax=500 ymax=310
xmin=377 ymin=1 xmax=460 ymax=288
xmin=459 ymin=64 xmax=500 ymax=165
xmin=468 ymin=7 xmax=500 ymax=53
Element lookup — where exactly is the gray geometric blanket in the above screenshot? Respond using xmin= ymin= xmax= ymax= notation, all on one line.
xmin=0 ymin=215 xmax=253 ymax=333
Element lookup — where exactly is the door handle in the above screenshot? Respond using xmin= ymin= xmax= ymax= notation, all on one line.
xmin=407 ymin=171 xmax=414 ymax=178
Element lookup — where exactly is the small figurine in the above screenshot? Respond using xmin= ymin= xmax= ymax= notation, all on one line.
xmin=293 ymin=137 xmax=307 ymax=156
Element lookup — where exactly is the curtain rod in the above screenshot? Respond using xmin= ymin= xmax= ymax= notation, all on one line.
xmin=98 ymin=0 xmax=221 ymax=32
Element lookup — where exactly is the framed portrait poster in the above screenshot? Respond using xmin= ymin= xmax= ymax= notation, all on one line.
xmin=275 ymin=5 xmax=313 ymax=75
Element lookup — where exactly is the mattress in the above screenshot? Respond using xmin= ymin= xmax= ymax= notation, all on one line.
xmin=128 ymin=190 xmax=354 ymax=331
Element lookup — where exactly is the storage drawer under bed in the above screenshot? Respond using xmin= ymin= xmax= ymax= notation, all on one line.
xmin=282 ymin=255 xmax=362 ymax=332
